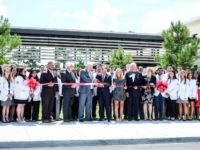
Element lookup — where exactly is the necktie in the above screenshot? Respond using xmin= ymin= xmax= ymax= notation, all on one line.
xmin=102 ymin=74 xmax=105 ymax=82
xmin=50 ymin=70 xmax=54 ymax=78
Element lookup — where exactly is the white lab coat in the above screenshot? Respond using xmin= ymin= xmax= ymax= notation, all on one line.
xmin=154 ymin=74 xmax=167 ymax=97
xmin=166 ymin=79 xmax=179 ymax=100
xmin=32 ymin=85 xmax=42 ymax=101
xmin=0 ymin=77 xmax=14 ymax=101
xmin=187 ymin=79 xmax=197 ymax=100
xmin=178 ymin=79 xmax=189 ymax=101
xmin=14 ymin=76 xmax=30 ymax=100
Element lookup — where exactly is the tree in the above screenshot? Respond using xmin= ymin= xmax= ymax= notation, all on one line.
xmin=74 ymin=59 xmax=85 ymax=72
xmin=156 ymin=21 xmax=200 ymax=69
xmin=108 ymin=46 xmax=132 ymax=68
xmin=0 ymin=16 xmax=21 ymax=64
xmin=54 ymin=62 xmax=61 ymax=69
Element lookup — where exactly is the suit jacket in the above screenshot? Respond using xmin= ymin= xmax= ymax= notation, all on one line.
xmin=79 ymin=70 xmax=93 ymax=94
xmin=96 ymin=73 xmax=111 ymax=96
xmin=61 ymin=70 xmax=76 ymax=96
xmin=40 ymin=70 xmax=58 ymax=96
xmin=125 ymin=71 xmax=144 ymax=93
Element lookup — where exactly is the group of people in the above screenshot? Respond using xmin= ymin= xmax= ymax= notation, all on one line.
xmin=0 ymin=61 xmax=200 ymax=123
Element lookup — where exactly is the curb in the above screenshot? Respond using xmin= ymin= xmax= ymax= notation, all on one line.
xmin=0 ymin=137 xmax=200 ymax=148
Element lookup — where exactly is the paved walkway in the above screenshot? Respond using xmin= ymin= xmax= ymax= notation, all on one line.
xmin=0 ymin=120 xmax=200 ymax=148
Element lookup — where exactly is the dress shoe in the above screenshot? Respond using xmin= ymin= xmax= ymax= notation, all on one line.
xmin=85 ymin=118 xmax=93 ymax=121
xmin=99 ymin=118 xmax=103 ymax=121
xmin=64 ymin=120 xmax=70 ymax=122
xmin=79 ymin=119 xmax=84 ymax=122
xmin=56 ymin=118 xmax=62 ymax=121
xmin=42 ymin=119 xmax=51 ymax=123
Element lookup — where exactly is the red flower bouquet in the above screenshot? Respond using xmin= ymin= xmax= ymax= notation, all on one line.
xmin=27 ymin=77 xmax=39 ymax=90
xmin=156 ymin=80 xmax=168 ymax=92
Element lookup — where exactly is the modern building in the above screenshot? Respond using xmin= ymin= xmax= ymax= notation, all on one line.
xmin=9 ymin=27 xmax=163 ymax=67
xmin=185 ymin=17 xmax=200 ymax=38
xmin=185 ymin=17 xmax=200 ymax=66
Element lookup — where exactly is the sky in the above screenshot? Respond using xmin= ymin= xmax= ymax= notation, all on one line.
xmin=0 ymin=0 xmax=200 ymax=34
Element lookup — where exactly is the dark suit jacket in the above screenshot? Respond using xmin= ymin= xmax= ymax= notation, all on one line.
xmin=125 ymin=71 xmax=144 ymax=93
xmin=79 ymin=70 xmax=93 ymax=94
xmin=61 ymin=70 xmax=76 ymax=96
xmin=40 ymin=70 xmax=58 ymax=96
xmin=96 ymin=73 xmax=111 ymax=96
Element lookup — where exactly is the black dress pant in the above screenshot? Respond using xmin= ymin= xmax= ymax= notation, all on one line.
xmin=41 ymin=91 xmax=55 ymax=120
xmin=0 ymin=103 xmax=2 ymax=121
xmin=72 ymin=96 xmax=79 ymax=120
xmin=166 ymin=97 xmax=171 ymax=118
xmin=98 ymin=91 xmax=111 ymax=120
xmin=170 ymin=99 xmax=177 ymax=118
xmin=124 ymin=97 xmax=128 ymax=119
xmin=63 ymin=94 xmax=74 ymax=121
xmin=139 ymin=95 xmax=144 ymax=120
xmin=24 ymin=101 xmax=31 ymax=120
xmin=127 ymin=90 xmax=140 ymax=120
xmin=24 ymin=100 xmax=40 ymax=121
xmin=92 ymin=96 xmax=98 ymax=119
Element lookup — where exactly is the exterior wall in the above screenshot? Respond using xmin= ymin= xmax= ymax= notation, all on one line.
xmin=9 ymin=28 xmax=163 ymax=67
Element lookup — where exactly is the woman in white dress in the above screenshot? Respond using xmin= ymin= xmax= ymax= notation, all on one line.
xmin=9 ymin=65 xmax=17 ymax=122
xmin=166 ymin=71 xmax=179 ymax=120
xmin=177 ymin=70 xmax=189 ymax=121
xmin=187 ymin=72 xmax=197 ymax=120
xmin=0 ymin=65 xmax=14 ymax=123
xmin=14 ymin=67 xmax=30 ymax=123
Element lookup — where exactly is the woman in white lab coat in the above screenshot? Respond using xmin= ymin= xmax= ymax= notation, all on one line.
xmin=24 ymin=69 xmax=41 ymax=121
xmin=0 ymin=65 xmax=14 ymax=123
xmin=177 ymin=70 xmax=188 ymax=121
xmin=14 ymin=67 xmax=30 ymax=123
xmin=9 ymin=65 xmax=17 ymax=122
xmin=187 ymin=72 xmax=197 ymax=120
xmin=165 ymin=71 xmax=179 ymax=121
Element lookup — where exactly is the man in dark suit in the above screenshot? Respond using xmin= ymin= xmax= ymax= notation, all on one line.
xmin=96 ymin=65 xmax=112 ymax=122
xmin=78 ymin=64 xmax=93 ymax=122
xmin=125 ymin=63 xmax=144 ymax=121
xmin=61 ymin=63 xmax=76 ymax=122
xmin=40 ymin=61 xmax=58 ymax=123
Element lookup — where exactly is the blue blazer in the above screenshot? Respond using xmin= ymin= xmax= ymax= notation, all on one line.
xmin=96 ymin=73 xmax=111 ymax=96
xmin=79 ymin=70 xmax=93 ymax=94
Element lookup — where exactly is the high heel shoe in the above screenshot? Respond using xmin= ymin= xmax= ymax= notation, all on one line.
xmin=5 ymin=117 xmax=10 ymax=123
xmin=2 ymin=117 xmax=6 ymax=123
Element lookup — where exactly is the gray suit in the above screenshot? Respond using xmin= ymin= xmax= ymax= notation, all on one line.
xmin=78 ymin=70 xmax=93 ymax=121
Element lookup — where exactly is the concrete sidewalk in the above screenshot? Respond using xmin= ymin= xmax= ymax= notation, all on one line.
xmin=0 ymin=120 xmax=200 ymax=148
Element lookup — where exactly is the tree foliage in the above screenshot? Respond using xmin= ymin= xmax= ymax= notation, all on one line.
xmin=156 ymin=21 xmax=200 ymax=69
xmin=108 ymin=46 xmax=132 ymax=68
xmin=74 ymin=59 xmax=85 ymax=71
xmin=0 ymin=16 xmax=21 ymax=64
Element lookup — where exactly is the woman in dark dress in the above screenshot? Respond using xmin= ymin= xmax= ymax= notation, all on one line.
xmin=112 ymin=68 xmax=126 ymax=121
xmin=142 ymin=67 xmax=156 ymax=120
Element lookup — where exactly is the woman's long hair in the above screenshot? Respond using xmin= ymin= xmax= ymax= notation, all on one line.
xmin=115 ymin=68 xmax=124 ymax=80
xmin=18 ymin=67 xmax=27 ymax=80
xmin=29 ymin=68 xmax=39 ymax=81
xmin=2 ymin=65 xmax=13 ymax=83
